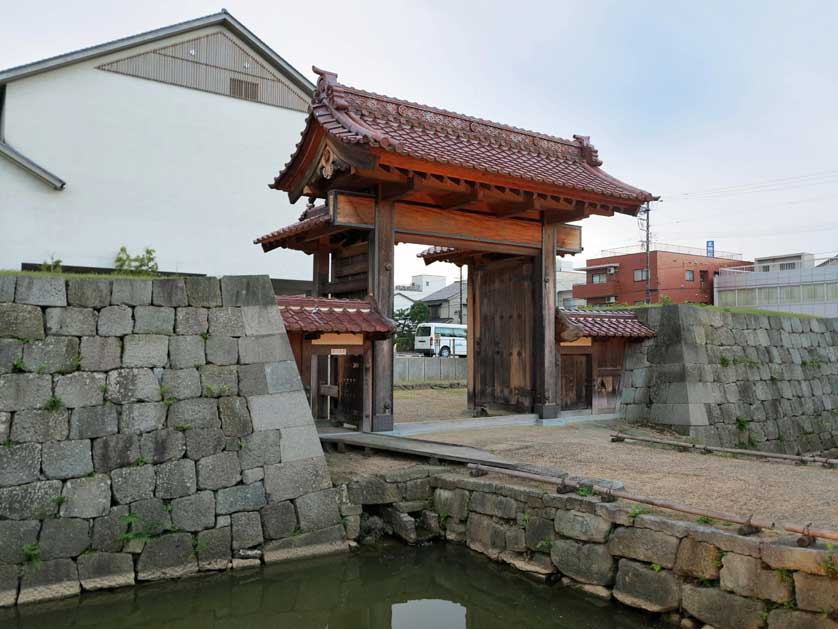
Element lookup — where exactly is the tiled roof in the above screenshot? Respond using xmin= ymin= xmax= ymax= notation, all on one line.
xmin=421 ymin=281 xmax=464 ymax=304
xmin=254 ymin=205 xmax=330 ymax=249
xmin=560 ymin=309 xmax=656 ymax=338
xmin=277 ymin=296 xmax=395 ymax=334
xmin=417 ymin=245 xmax=456 ymax=258
xmin=273 ymin=68 xmax=654 ymax=204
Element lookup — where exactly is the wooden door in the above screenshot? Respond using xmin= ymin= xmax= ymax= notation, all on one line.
xmin=560 ymin=354 xmax=592 ymax=410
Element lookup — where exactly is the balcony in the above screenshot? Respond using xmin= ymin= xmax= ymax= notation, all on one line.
xmin=573 ymin=280 xmax=619 ymax=300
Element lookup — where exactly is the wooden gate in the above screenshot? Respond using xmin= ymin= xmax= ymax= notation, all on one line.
xmin=560 ymin=354 xmax=592 ymax=410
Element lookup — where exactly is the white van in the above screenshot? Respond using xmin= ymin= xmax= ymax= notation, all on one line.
xmin=414 ymin=323 xmax=467 ymax=357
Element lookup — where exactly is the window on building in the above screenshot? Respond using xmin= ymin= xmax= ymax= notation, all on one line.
xmin=757 ymin=287 xmax=778 ymax=305
xmin=737 ymin=288 xmax=756 ymax=306
xmin=699 ymin=270 xmax=708 ymax=287
xmin=605 ymin=296 xmax=617 ymax=304
xmin=592 ymin=273 xmax=608 ymax=284
xmin=779 ymin=262 xmax=797 ymax=271
xmin=633 ymin=268 xmax=648 ymax=282
xmin=761 ymin=265 xmax=771 ymax=272
xmin=718 ymin=291 xmax=737 ymax=307
xmin=780 ymin=285 xmax=801 ymax=304
xmin=685 ymin=270 xmax=695 ymax=281
xmin=828 ymin=283 xmax=838 ymax=301
xmin=230 ymin=78 xmax=259 ymax=101
xmin=803 ymin=284 xmax=826 ymax=303
xmin=428 ymin=305 xmax=442 ymax=320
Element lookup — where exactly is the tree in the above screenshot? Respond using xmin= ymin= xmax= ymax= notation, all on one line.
xmin=394 ymin=301 xmax=429 ymax=351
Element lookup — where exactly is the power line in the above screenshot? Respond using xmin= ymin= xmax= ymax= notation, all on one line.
xmin=663 ymin=169 xmax=838 ymax=199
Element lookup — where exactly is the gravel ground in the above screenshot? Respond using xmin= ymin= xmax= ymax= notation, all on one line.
xmin=413 ymin=420 xmax=838 ymax=528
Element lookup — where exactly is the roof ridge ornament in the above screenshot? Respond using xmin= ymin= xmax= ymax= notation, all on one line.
xmin=573 ymin=135 xmax=603 ymax=167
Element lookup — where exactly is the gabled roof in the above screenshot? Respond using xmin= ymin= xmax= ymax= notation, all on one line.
xmin=277 ymin=296 xmax=395 ymax=335
xmin=421 ymin=282 xmax=464 ymax=304
xmin=0 ymin=11 xmax=313 ymax=93
xmin=560 ymin=309 xmax=656 ymax=338
xmin=272 ymin=68 xmax=654 ymax=207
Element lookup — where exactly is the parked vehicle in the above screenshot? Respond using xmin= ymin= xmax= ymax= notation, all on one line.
xmin=414 ymin=323 xmax=467 ymax=357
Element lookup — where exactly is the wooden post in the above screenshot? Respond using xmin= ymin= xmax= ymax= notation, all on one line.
xmin=534 ymin=222 xmax=559 ymax=419
xmin=362 ymin=340 xmax=373 ymax=433
xmin=466 ymin=265 xmax=476 ymax=410
xmin=312 ymin=236 xmax=330 ymax=297
xmin=371 ymin=195 xmax=395 ymax=431
xmin=309 ymin=353 xmax=320 ymax=420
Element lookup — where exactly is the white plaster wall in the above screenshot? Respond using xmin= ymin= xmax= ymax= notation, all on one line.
xmin=0 ymin=26 xmax=311 ymax=279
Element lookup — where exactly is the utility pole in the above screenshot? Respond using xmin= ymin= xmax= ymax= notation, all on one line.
xmin=643 ymin=202 xmax=652 ymax=304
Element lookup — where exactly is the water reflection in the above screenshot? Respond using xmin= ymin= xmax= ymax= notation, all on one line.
xmin=5 ymin=543 xmax=663 ymax=628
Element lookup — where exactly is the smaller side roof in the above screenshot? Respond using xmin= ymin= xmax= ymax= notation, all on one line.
xmin=277 ymin=296 xmax=395 ymax=335
xmin=559 ymin=309 xmax=655 ymax=338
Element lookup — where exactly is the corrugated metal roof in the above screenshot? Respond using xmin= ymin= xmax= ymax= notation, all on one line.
xmin=277 ymin=296 xmax=395 ymax=335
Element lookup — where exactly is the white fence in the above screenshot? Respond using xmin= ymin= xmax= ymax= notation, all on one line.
xmin=394 ymin=355 xmax=467 ymax=385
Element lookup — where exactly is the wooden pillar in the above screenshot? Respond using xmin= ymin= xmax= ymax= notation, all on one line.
xmin=309 ymin=353 xmax=320 ymax=420
xmin=534 ymin=222 xmax=559 ymax=419
xmin=362 ymin=340 xmax=373 ymax=433
xmin=371 ymin=196 xmax=395 ymax=431
xmin=466 ymin=265 xmax=476 ymax=409
xmin=312 ymin=236 xmax=330 ymax=297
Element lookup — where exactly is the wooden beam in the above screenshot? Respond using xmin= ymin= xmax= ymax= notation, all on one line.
xmin=533 ymin=222 xmax=559 ymax=420
xmin=324 ymin=278 xmax=368 ymax=295
xmin=371 ymin=194 xmax=395 ymax=432
xmin=379 ymin=176 xmax=415 ymax=201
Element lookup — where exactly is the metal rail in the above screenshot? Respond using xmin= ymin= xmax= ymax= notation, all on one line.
xmin=610 ymin=432 xmax=838 ymax=468
xmin=466 ymin=463 xmax=838 ymax=543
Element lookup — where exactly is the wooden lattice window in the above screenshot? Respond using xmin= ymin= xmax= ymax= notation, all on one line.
xmin=230 ymin=78 xmax=259 ymax=101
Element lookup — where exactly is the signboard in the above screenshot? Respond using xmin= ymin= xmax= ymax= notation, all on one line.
xmin=706 ymin=240 xmax=715 ymax=258
xmin=330 ymin=348 xmax=347 ymax=356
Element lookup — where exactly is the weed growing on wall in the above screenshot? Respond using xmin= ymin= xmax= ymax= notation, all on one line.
xmin=114 ymin=246 xmax=159 ymax=276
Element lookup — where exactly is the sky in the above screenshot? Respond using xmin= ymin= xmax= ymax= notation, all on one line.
xmin=3 ymin=0 xmax=838 ymax=284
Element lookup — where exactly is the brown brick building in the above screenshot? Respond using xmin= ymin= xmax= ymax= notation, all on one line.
xmin=573 ymin=244 xmax=746 ymax=305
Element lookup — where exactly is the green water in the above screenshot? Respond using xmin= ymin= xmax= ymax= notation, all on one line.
xmin=6 ymin=543 xmax=663 ymax=628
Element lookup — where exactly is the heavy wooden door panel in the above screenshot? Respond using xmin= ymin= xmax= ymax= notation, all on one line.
xmin=560 ymin=354 xmax=591 ymax=410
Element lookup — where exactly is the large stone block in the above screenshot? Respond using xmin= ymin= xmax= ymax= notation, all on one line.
xmin=46 ymin=307 xmax=97 ymax=336
xmin=152 ymin=279 xmax=188 ymax=307
xmin=133 ymin=306 xmax=175 ymax=334
xmin=67 ymin=279 xmax=111 ymax=308
xmin=264 ymin=457 xmax=332 ymax=503
xmin=208 ymin=307 xmax=245 ymax=337
xmin=0 ymin=303 xmax=45 ymax=340
xmin=525 ymin=516 xmax=555 ymax=552
xmin=77 ymin=552 xmax=135 ymax=591
xmin=205 ymin=335 xmax=238 ymax=366
xmin=0 ymin=411 xmax=7 ymax=442
xmin=0 ymin=480 xmax=61 ymax=520
xmin=22 ymin=336 xmax=79 ymax=373
xmin=111 ymin=464 xmax=156 ymax=504
xmin=239 ymin=362 xmax=303 ymax=397
xmin=184 ymin=277 xmax=222 ymax=307
xmin=433 ymin=488 xmax=470 ymax=521
xmin=171 ymin=490 xmax=216 ymax=532
xmin=239 ymin=429 xmax=281 ymax=469
xmin=295 ymin=488 xmax=341 ymax=532
xmin=197 ymin=526 xmax=230 ymax=571
xmin=136 ymin=533 xmax=197 ymax=580
xmin=61 ymin=475 xmax=112 ymax=518
xmin=346 ymin=475 xmax=400 ymax=505
xmin=200 ymin=364 xmax=238 ymax=397
xmin=761 ymin=541 xmax=834 ymax=575
xmin=79 ymin=336 xmax=121 ymax=371
xmin=261 ymin=501 xmax=297 ymax=539
xmin=241 ymin=305 xmax=285 ymax=336
xmin=185 ymin=428 xmax=225 ymax=460
xmin=160 ymin=368 xmax=201 ymax=400
xmin=91 ymin=505 xmax=129 ymax=552
xmin=17 ymin=558 xmax=79 ymax=605
xmin=168 ymin=335 xmax=205 ymax=369
xmin=248 ymin=390 xmax=312 ymax=431
xmin=10 ymin=409 xmax=68 ymax=441
xmin=98 ymin=305 xmax=133 ymax=336
xmin=167 ymin=397 xmax=219 ymax=429
xmin=1 ymin=566 xmax=18 ymax=606
xmin=216 ymin=481 xmax=267 ymax=514
xmin=54 ymin=371 xmax=106 ymax=408
xmin=0 ymin=373 xmax=52 ymax=411
xmin=613 ymin=559 xmax=681 ymax=612
xmin=106 ymin=368 xmax=161 ymax=403
xmin=719 ymin=553 xmax=793 ymax=603
xmin=39 ymin=518 xmax=90 ymax=560
xmin=220 ymin=276 xmax=274 ymax=306
xmin=123 ymin=334 xmax=169 ymax=368
xmin=175 ymin=307 xmax=208 ymax=335
xmin=140 ymin=428 xmax=186 ymax=463
xmin=794 ymin=572 xmax=838 ymax=613
xmin=121 ymin=402 xmax=167 ymax=434
xmin=232 ymin=511 xmax=264 ymax=549
xmin=155 ymin=459 xmax=196 ymax=499
xmin=196 ymin=451 xmax=241 ymax=490
xmin=238 ymin=335 xmax=294 ymax=364
xmin=111 ymin=279 xmax=152 ymax=306
xmin=468 ymin=491 xmax=517 ymax=519
xmin=550 ymin=539 xmax=616 ymax=586
xmin=767 ymin=608 xmax=838 ymax=629
xmin=0 ymin=520 xmax=40 ymax=562
xmin=219 ymin=396 xmax=252 ymax=436
xmin=554 ymin=510 xmax=613 ymax=543
xmin=466 ymin=513 xmax=507 ymax=559
xmin=607 ymin=526 xmax=680 ymax=568
xmin=674 ymin=536 xmax=722 ymax=580
xmin=42 ymin=439 xmax=94 ymax=479
xmin=93 ymin=433 xmax=140 ymax=472
xmin=15 ymin=276 xmax=66 ymax=307
xmin=262 ymin=524 xmax=346 ymax=563
xmin=130 ymin=498 xmax=172 ymax=536
xmin=0 ymin=275 xmax=15 ymax=303
xmin=682 ymin=584 xmax=766 ymax=629
xmin=0 ymin=442 xmax=41 ymax=486
xmin=0 ymin=339 xmax=23 ymax=374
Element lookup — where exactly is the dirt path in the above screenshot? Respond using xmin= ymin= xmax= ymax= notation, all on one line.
xmin=414 ymin=420 xmax=838 ymax=529
xmin=394 ymin=387 xmax=470 ymax=422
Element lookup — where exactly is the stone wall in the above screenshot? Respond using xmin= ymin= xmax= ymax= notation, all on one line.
xmin=0 ymin=274 xmax=347 ymax=607
xmin=339 ymin=467 xmax=838 ymax=629
xmin=621 ymin=305 xmax=838 ymax=454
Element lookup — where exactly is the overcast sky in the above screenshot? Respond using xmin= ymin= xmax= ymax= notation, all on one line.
xmin=3 ymin=0 xmax=837 ymax=284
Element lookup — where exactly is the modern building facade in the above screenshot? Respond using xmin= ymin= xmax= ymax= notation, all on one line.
xmin=0 ymin=12 xmax=314 ymax=279
xmin=393 ymin=274 xmax=447 ymax=312
xmin=422 ymin=281 xmax=467 ymax=323
xmin=573 ymin=243 xmax=744 ymax=305
xmin=557 ymin=259 xmax=587 ymax=308
xmin=715 ymin=252 xmax=838 ymax=317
